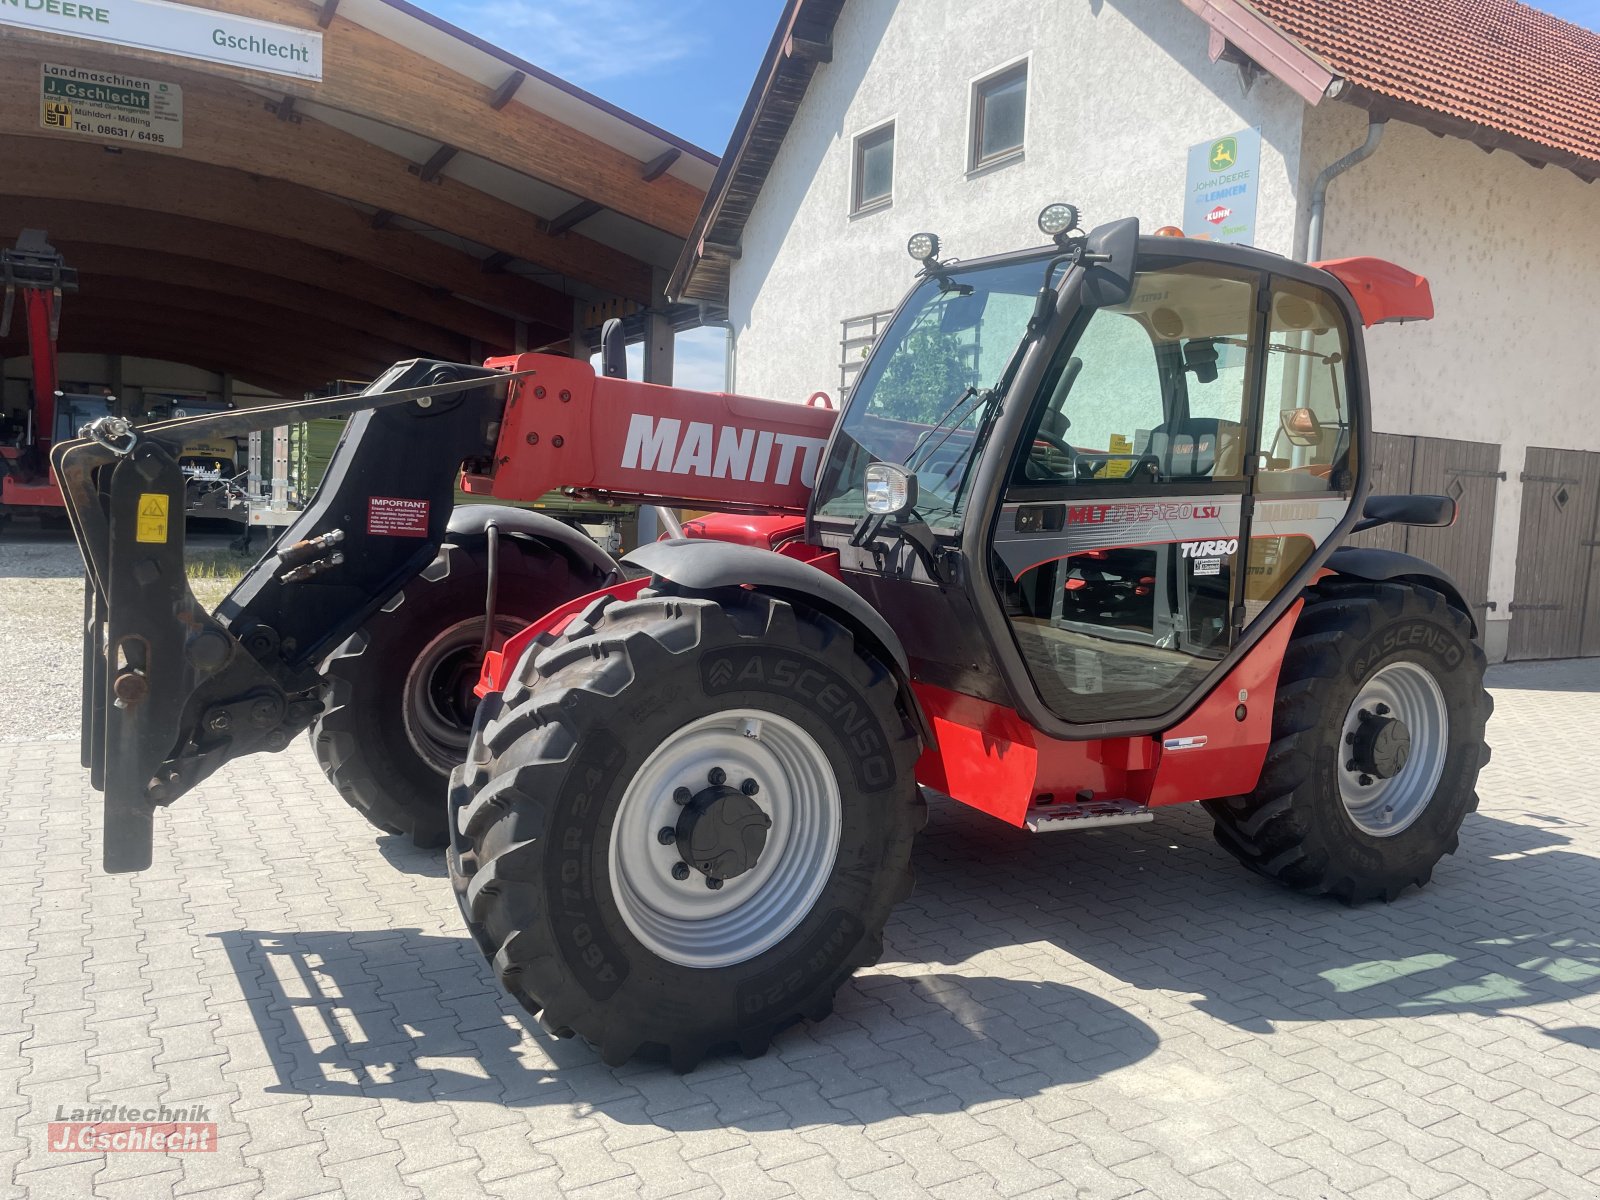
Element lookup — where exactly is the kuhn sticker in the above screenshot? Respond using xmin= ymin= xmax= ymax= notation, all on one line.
xmin=1179 ymin=538 xmax=1238 ymax=558
xmin=622 ymin=414 xmax=827 ymax=488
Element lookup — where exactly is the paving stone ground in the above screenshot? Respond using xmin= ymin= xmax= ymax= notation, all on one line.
xmin=2 ymin=638 xmax=1598 ymax=1198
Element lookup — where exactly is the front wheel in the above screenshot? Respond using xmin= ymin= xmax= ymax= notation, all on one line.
xmin=1205 ymin=581 xmax=1492 ymax=903
xmin=449 ymin=589 xmax=923 ymax=1070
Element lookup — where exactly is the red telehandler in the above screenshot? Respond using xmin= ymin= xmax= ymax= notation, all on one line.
xmin=52 ymin=207 xmax=1490 ymax=1070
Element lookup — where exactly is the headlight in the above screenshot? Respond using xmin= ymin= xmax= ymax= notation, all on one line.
xmin=864 ymin=462 xmax=917 ymax=515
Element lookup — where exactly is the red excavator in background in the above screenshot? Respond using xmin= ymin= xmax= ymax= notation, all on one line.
xmin=0 ymin=229 xmax=81 ymax=519
xmin=50 ymin=205 xmax=1491 ymax=1071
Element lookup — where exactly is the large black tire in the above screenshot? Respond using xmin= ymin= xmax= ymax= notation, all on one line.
xmin=1205 ymin=580 xmax=1491 ymax=903
xmin=449 ymin=588 xmax=924 ymax=1071
xmin=312 ymin=536 xmax=602 ymax=847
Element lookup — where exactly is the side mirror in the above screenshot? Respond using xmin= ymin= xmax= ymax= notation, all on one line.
xmin=1280 ymin=407 xmax=1323 ymax=446
xmin=1360 ymin=494 xmax=1456 ymax=529
xmin=1080 ymin=217 xmax=1139 ymax=308
xmin=599 ymin=317 xmax=627 ymax=379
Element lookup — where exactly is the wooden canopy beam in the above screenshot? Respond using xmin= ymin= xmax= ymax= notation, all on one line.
xmin=0 ymin=136 xmax=573 ymax=328
xmin=0 ymin=197 xmax=524 ymax=349
xmin=60 ymin=287 xmax=427 ymax=375
xmin=0 ymin=8 xmax=706 ymax=236
xmin=53 ymin=243 xmax=472 ymax=360
xmin=0 ymin=49 xmax=652 ymax=300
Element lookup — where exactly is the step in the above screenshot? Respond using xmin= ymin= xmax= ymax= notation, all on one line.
xmin=1024 ymin=797 xmax=1154 ymax=833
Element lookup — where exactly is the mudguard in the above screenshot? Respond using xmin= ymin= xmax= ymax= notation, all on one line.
xmin=446 ymin=503 xmax=619 ymax=583
xmin=623 ymin=538 xmax=932 ymax=746
xmin=1325 ymin=546 xmax=1477 ymax=635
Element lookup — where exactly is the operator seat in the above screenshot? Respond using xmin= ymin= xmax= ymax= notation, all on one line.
xmin=1139 ymin=417 xmax=1243 ymax=480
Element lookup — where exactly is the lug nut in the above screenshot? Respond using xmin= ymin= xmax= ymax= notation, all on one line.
xmin=708 ymin=767 xmax=726 ymax=786
xmin=1346 ymin=759 xmax=1359 ymax=772
xmin=1358 ymin=709 xmax=1372 ymax=722
xmin=657 ymin=827 xmax=677 ymax=846
xmin=741 ymin=778 xmax=759 ymax=796
xmin=1375 ymin=703 xmax=1391 ymax=716
xmin=706 ymin=878 xmax=723 ymax=891
xmin=671 ymin=862 xmax=690 ymax=881
xmin=674 ymin=786 xmax=691 ymax=805
xmin=1359 ymin=774 xmax=1373 ymax=786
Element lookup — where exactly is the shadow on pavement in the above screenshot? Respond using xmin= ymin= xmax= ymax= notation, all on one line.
xmin=214 ymin=926 xmax=1157 ymax=1125
xmin=898 ymin=799 xmax=1600 ymax=1038
xmin=1486 ymin=658 xmax=1600 ymax=694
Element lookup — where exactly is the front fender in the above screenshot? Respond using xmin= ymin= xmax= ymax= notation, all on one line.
xmin=624 ymin=538 xmax=932 ymax=747
xmin=1324 ymin=546 xmax=1477 ymax=636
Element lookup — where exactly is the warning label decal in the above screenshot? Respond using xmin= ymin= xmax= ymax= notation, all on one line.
xmin=135 ymin=493 xmax=169 ymax=544
xmin=367 ymin=497 xmax=430 ymax=537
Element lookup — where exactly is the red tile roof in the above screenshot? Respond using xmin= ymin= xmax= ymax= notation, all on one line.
xmin=1247 ymin=0 xmax=1600 ymax=167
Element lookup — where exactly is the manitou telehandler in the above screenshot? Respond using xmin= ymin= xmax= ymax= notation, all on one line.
xmin=53 ymin=207 xmax=1490 ymax=1070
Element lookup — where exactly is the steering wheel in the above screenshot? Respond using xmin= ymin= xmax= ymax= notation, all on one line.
xmin=1028 ymin=429 xmax=1088 ymax=479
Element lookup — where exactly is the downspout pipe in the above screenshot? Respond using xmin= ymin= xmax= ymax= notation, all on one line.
xmin=1303 ymin=119 xmax=1387 ymax=262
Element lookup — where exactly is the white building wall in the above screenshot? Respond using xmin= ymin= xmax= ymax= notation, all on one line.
xmin=1305 ymin=102 xmax=1600 ymax=650
xmin=730 ymin=0 xmax=1308 ymax=402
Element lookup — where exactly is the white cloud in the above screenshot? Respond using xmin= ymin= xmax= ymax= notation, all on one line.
xmin=472 ymin=0 xmax=703 ymax=82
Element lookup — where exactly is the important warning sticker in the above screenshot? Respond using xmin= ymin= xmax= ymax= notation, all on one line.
xmin=367 ymin=497 xmax=430 ymax=537
xmin=135 ymin=493 xmax=169 ymax=544
xmin=41 ymin=63 xmax=183 ymax=148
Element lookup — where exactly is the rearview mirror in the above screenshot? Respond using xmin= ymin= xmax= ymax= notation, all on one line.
xmin=1080 ymin=217 xmax=1139 ymax=308
xmin=1361 ymin=494 xmax=1456 ymax=529
xmin=1280 ymin=407 xmax=1323 ymax=446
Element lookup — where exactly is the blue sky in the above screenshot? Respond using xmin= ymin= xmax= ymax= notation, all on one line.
xmin=421 ymin=0 xmax=786 ymax=155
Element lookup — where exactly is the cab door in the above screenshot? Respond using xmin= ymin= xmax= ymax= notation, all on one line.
xmin=990 ymin=258 xmax=1264 ymax=724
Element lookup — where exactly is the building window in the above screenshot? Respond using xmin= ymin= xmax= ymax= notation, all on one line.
xmin=852 ymin=122 xmax=895 ymax=213
xmin=970 ymin=62 xmax=1027 ymax=170
xmin=839 ymin=309 xmax=894 ymax=399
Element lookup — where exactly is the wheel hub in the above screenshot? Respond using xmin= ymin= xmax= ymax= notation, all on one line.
xmin=1349 ymin=711 xmax=1412 ymax=780
xmin=675 ymin=783 xmax=772 ymax=881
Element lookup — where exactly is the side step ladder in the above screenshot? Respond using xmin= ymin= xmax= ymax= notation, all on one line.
xmin=1025 ymin=796 xmax=1153 ymax=833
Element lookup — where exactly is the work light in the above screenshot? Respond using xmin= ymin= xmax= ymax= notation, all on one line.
xmin=864 ymin=463 xmax=918 ymax=515
xmin=1037 ymin=203 xmax=1079 ymax=237
xmin=906 ymin=232 xmax=940 ymax=263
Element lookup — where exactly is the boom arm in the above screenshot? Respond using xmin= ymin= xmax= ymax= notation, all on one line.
xmin=52 ymin=352 xmax=838 ymax=871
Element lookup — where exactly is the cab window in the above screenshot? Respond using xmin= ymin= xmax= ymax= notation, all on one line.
xmin=1255 ymin=280 xmax=1356 ymax=493
xmin=1015 ymin=261 xmax=1257 ymax=487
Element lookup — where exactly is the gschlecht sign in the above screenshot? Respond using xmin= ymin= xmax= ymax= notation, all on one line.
xmin=0 ymin=0 xmax=323 ymax=81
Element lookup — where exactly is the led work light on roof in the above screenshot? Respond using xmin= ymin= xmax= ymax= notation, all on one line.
xmin=906 ymin=232 xmax=941 ymax=264
xmin=863 ymin=462 xmax=918 ymax=516
xmin=1037 ymin=203 xmax=1080 ymax=238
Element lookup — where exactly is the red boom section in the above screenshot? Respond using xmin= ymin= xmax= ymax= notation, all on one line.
xmin=468 ymin=353 xmax=839 ymax=512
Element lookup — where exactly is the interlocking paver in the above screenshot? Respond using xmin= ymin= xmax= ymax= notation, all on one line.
xmin=3 ymin=625 xmax=1600 ymax=1199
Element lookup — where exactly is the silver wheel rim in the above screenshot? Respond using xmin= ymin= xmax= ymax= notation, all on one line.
xmin=401 ymin=615 xmax=523 ymax=773
xmin=609 ymin=709 xmax=842 ymax=969
xmin=1338 ymin=661 xmax=1449 ymax=837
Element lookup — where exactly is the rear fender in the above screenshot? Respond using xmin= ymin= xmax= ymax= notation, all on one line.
xmin=623 ymin=538 xmax=933 ymax=748
xmin=1324 ymin=546 xmax=1477 ymax=636
xmin=445 ymin=503 xmax=619 ymax=585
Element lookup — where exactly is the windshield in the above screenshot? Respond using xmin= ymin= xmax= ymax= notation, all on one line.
xmin=813 ymin=255 xmax=1045 ymax=529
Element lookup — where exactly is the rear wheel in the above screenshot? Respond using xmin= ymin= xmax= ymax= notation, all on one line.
xmin=1205 ymin=581 xmax=1491 ymax=903
xmin=449 ymin=589 xmax=923 ymax=1070
xmin=312 ymin=537 xmax=595 ymax=847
